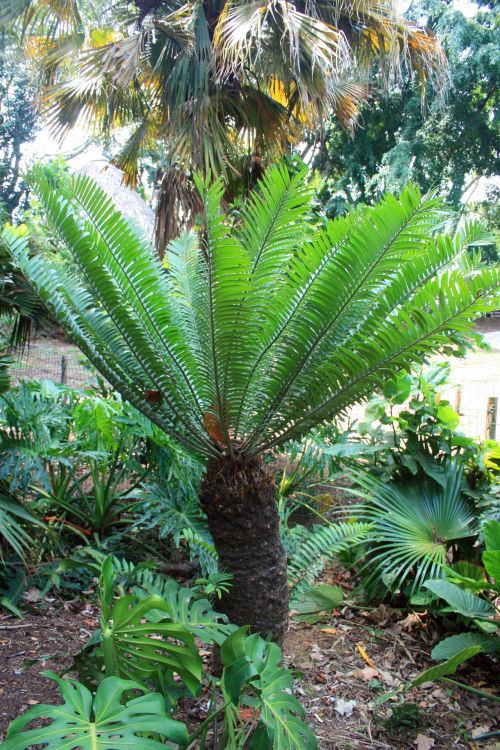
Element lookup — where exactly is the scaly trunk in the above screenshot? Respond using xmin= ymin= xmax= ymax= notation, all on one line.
xmin=199 ymin=455 xmax=289 ymax=644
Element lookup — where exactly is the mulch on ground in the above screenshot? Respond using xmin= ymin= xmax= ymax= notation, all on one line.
xmin=1 ymin=596 xmax=498 ymax=749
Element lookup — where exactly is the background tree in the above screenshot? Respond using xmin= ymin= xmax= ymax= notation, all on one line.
xmin=0 ymin=30 xmax=38 ymax=219
xmin=3 ymin=0 xmax=449 ymax=251
xmin=4 ymin=165 xmax=500 ymax=642
xmin=317 ymin=0 xmax=499 ymax=221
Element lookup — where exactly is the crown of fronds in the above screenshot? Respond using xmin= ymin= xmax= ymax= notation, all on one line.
xmin=2 ymin=0 xmax=450 ymax=186
xmin=3 ymin=164 xmax=500 ymax=458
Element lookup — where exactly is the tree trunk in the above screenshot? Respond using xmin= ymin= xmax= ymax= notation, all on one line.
xmin=199 ymin=455 xmax=289 ymax=645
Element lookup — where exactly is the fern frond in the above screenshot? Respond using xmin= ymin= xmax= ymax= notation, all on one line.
xmin=288 ymin=521 xmax=371 ymax=600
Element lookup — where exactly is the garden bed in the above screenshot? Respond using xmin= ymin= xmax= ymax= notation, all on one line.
xmin=1 ymin=595 xmax=498 ymax=749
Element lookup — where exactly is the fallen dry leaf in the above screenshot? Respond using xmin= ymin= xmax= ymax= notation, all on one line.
xmin=354 ymin=666 xmax=379 ymax=682
xmin=415 ymin=733 xmax=435 ymax=750
xmin=23 ymin=588 xmax=42 ymax=603
xmin=320 ymin=627 xmax=338 ymax=635
xmin=357 ymin=643 xmax=377 ymax=669
xmin=239 ymin=706 xmax=259 ymax=722
xmin=334 ymin=698 xmax=356 ymax=716
xmin=398 ymin=612 xmax=427 ymax=632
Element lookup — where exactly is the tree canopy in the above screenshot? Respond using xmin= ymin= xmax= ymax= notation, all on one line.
xmin=317 ymin=0 xmax=499 ymax=216
xmin=0 ymin=30 xmax=38 ymax=219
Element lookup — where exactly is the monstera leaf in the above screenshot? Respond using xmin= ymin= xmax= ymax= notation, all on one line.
xmin=221 ymin=628 xmax=318 ymax=750
xmin=2 ymin=672 xmax=189 ymax=749
xmin=101 ymin=593 xmax=202 ymax=694
xmin=133 ymin=571 xmax=236 ymax=645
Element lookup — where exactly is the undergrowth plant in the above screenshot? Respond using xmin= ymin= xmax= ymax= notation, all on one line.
xmin=2 ymin=556 xmax=318 ymax=749
xmin=343 ymin=461 xmax=478 ymax=597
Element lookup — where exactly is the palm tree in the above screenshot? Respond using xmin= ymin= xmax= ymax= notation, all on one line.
xmin=4 ymin=164 xmax=499 ymax=642
xmin=4 ymin=0 xmax=450 ymax=250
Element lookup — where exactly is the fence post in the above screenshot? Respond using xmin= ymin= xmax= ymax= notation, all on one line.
xmin=61 ymin=355 xmax=67 ymax=385
xmin=486 ymin=396 xmax=498 ymax=440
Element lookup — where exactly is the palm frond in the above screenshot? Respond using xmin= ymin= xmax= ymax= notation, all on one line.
xmin=343 ymin=462 xmax=478 ymax=594
xmin=5 ymin=165 xmax=500 ymax=459
xmin=0 ymin=495 xmax=44 ymax=559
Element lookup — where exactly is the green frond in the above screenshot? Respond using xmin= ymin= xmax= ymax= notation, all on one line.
xmin=288 ymin=521 xmax=371 ymax=600
xmin=6 ymin=165 xmax=500 ymax=459
xmin=343 ymin=462 xmax=477 ymax=594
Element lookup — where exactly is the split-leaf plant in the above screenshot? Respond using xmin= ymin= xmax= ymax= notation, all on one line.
xmin=4 ymin=162 xmax=500 ymax=642
xmin=2 ymin=556 xmax=319 ymax=749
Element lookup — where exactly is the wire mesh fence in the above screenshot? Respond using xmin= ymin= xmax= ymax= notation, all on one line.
xmin=442 ymin=378 xmax=500 ymax=441
xmin=10 ymin=337 xmax=98 ymax=390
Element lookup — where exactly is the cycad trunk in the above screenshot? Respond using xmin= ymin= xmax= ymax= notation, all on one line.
xmin=199 ymin=455 xmax=289 ymax=644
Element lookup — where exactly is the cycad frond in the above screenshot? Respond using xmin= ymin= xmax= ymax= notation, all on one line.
xmin=288 ymin=521 xmax=371 ymax=599
xmin=5 ymin=165 xmax=500 ymax=458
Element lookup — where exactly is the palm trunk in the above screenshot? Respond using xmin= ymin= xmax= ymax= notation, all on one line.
xmin=199 ymin=455 xmax=289 ymax=645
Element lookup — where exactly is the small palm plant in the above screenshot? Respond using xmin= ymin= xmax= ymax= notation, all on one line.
xmin=344 ymin=462 xmax=478 ymax=596
xmin=4 ymin=164 xmax=500 ymax=642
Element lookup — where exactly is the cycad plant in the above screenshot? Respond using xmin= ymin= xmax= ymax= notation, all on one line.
xmin=4 ymin=164 xmax=500 ymax=642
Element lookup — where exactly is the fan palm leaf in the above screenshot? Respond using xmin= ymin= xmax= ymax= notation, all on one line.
xmin=343 ymin=462 xmax=478 ymax=594
xmin=4 ymin=0 xmax=449 ymax=199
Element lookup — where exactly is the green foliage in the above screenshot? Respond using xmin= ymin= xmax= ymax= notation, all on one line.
xmin=0 ymin=495 xmax=44 ymax=559
xmin=132 ymin=568 xmax=235 ymax=646
xmin=343 ymin=461 xmax=477 ymax=595
xmin=420 ymin=518 xmax=500 ymax=677
xmin=287 ymin=520 xmax=371 ymax=600
xmin=355 ymin=361 xmax=493 ymax=485
xmin=424 ymin=579 xmax=496 ymax=620
xmin=4 ymin=165 xmax=500 ymax=462
xmin=0 ymin=379 xmax=194 ymax=543
xmin=409 ymin=646 xmax=482 ymax=688
xmin=0 ymin=31 xmax=38 ymax=218
xmin=431 ymin=632 xmax=500 ymax=661
xmin=1 ymin=672 xmax=189 ymax=750
xmin=220 ymin=627 xmax=318 ymax=749
xmin=317 ymin=0 xmax=499 ymax=236
xmin=95 ymin=557 xmax=203 ymax=694
xmin=3 ymin=554 xmax=317 ymax=749
xmin=2 ymin=0 xmax=448 ymax=252
xmin=292 ymin=582 xmax=344 ymax=615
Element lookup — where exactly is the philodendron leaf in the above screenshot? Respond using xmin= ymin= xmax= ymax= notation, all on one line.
xmin=483 ymin=551 xmax=500 ymax=584
xmin=409 ymin=646 xmax=482 ymax=687
xmin=483 ymin=520 xmax=500 ymax=551
xmin=133 ymin=574 xmax=236 ymax=645
xmin=424 ymin=580 xmax=496 ymax=619
xmin=2 ymin=672 xmax=189 ymax=749
xmin=431 ymin=632 xmax=500 ymax=661
xmin=221 ymin=631 xmax=318 ymax=750
xmin=483 ymin=521 xmax=500 ymax=583
xmin=103 ymin=594 xmax=202 ymax=694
